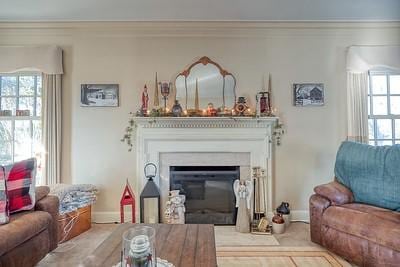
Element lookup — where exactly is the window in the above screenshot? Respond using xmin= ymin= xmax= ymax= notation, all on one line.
xmin=368 ymin=71 xmax=400 ymax=145
xmin=0 ymin=74 xmax=43 ymax=182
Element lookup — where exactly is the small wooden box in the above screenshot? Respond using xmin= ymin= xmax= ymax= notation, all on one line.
xmin=58 ymin=205 xmax=92 ymax=243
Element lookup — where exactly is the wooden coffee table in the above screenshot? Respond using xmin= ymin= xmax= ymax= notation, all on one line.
xmin=86 ymin=223 xmax=217 ymax=267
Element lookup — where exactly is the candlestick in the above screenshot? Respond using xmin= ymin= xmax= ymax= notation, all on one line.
xmin=153 ymin=72 xmax=159 ymax=107
xmin=195 ymin=78 xmax=199 ymax=111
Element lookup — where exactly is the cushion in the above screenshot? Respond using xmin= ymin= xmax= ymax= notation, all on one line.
xmin=334 ymin=141 xmax=400 ymax=211
xmin=0 ymin=166 xmax=9 ymax=225
xmin=322 ymin=204 xmax=400 ymax=251
xmin=4 ymin=158 xmax=37 ymax=213
xmin=0 ymin=210 xmax=51 ymax=255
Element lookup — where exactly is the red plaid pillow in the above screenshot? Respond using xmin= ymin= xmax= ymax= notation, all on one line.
xmin=5 ymin=158 xmax=36 ymax=213
xmin=0 ymin=166 xmax=9 ymax=224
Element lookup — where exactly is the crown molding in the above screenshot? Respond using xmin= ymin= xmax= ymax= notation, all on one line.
xmin=0 ymin=21 xmax=399 ymax=38
xmin=0 ymin=21 xmax=399 ymax=30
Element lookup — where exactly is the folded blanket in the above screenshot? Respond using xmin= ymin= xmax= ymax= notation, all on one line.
xmin=49 ymin=184 xmax=98 ymax=214
xmin=335 ymin=141 xmax=400 ymax=211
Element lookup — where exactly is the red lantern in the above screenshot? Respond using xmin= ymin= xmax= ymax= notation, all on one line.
xmin=120 ymin=179 xmax=136 ymax=223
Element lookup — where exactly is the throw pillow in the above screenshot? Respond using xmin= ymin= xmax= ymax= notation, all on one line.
xmin=5 ymin=158 xmax=37 ymax=213
xmin=0 ymin=166 xmax=9 ymax=225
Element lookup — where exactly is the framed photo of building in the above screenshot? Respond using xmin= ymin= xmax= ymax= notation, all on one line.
xmin=293 ymin=83 xmax=324 ymax=107
xmin=80 ymin=84 xmax=119 ymax=107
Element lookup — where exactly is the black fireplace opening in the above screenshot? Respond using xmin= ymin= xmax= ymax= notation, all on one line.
xmin=170 ymin=166 xmax=239 ymax=225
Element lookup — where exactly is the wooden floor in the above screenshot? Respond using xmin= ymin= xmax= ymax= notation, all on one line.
xmin=217 ymin=246 xmax=351 ymax=267
xmin=37 ymin=222 xmax=354 ymax=267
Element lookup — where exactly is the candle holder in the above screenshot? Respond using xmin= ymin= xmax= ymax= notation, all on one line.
xmin=158 ymin=82 xmax=172 ymax=113
xmin=122 ymin=226 xmax=156 ymax=267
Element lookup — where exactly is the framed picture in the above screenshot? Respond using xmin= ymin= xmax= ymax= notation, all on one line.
xmin=81 ymin=84 xmax=119 ymax=107
xmin=293 ymin=83 xmax=324 ymax=106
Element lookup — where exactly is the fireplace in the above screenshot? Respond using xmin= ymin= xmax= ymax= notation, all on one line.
xmin=133 ymin=117 xmax=277 ymax=223
xmin=170 ymin=166 xmax=239 ymax=225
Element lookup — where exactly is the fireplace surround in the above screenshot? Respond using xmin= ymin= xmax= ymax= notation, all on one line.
xmin=133 ymin=117 xmax=278 ymax=222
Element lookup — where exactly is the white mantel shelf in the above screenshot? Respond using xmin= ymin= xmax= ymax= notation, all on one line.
xmin=133 ymin=116 xmax=279 ymax=128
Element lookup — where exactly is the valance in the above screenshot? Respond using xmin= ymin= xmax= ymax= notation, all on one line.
xmin=0 ymin=45 xmax=63 ymax=74
xmin=346 ymin=45 xmax=400 ymax=73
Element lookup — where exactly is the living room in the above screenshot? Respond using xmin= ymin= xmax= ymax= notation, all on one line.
xmin=0 ymin=1 xmax=399 ymax=266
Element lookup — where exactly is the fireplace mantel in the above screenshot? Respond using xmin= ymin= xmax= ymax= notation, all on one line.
xmin=133 ymin=116 xmax=279 ymax=129
xmin=133 ymin=116 xmax=279 ymax=221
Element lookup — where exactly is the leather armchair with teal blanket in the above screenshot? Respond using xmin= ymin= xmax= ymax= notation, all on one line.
xmin=310 ymin=141 xmax=400 ymax=267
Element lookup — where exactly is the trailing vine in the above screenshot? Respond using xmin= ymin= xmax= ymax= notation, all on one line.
xmin=121 ymin=112 xmax=136 ymax=152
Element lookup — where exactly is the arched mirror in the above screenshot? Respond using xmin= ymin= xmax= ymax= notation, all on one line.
xmin=175 ymin=57 xmax=236 ymax=111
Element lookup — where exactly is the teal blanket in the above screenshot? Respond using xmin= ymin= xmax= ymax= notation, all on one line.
xmin=334 ymin=141 xmax=400 ymax=211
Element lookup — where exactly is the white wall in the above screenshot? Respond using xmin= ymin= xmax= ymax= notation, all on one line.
xmin=1 ymin=22 xmax=399 ymax=221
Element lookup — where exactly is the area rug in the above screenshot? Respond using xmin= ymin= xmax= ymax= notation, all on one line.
xmin=217 ymin=246 xmax=352 ymax=267
xmin=215 ymin=226 xmax=279 ymax=247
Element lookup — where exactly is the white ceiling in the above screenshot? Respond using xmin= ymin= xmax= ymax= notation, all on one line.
xmin=0 ymin=0 xmax=399 ymax=22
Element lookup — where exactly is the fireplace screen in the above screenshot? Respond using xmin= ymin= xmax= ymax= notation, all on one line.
xmin=170 ymin=166 xmax=239 ymax=225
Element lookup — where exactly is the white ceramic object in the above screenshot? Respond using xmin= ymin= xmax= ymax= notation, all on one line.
xmin=282 ymin=214 xmax=291 ymax=228
xmin=272 ymin=222 xmax=285 ymax=234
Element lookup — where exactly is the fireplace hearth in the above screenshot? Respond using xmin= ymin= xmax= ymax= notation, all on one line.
xmin=170 ymin=166 xmax=239 ymax=225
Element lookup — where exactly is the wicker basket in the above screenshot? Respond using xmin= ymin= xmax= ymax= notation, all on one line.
xmin=58 ymin=205 xmax=92 ymax=243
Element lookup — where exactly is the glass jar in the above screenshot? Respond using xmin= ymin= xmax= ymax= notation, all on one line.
xmin=122 ymin=226 xmax=156 ymax=267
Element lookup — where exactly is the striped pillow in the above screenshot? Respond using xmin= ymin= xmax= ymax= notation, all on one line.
xmin=0 ymin=166 xmax=9 ymax=224
xmin=5 ymin=158 xmax=36 ymax=213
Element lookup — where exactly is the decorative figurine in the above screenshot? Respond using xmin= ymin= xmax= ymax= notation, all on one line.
xmin=141 ymin=85 xmax=149 ymax=115
xmin=172 ymin=100 xmax=183 ymax=117
xmin=158 ymin=81 xmax=172 ymax=113
xmin=234 ymin=97 xmax=248 ymax=116
xmin=207 ymin=103 xmax=217 ymax=117
xmin=233 ymin=179 xmax=253 ymax=233
xmin=164 ymin=190 xmax=186 ymax=224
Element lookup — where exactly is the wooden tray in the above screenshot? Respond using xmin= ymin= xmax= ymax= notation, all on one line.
xmin=58 ymin=205 xmax=91 ymax=243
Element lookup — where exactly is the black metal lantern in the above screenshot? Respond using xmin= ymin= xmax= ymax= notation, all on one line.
xmin=140 ymin=163 xmax=161 ymax=223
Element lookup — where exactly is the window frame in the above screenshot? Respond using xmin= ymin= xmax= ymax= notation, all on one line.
xmin=368 ymin=70 xmax=400 ymax=145
xmin=0 ymin=73 xmax=42 ymax=164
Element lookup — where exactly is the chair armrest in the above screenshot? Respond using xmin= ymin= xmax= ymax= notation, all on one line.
xmin=313 ymin=181 xmax=354 ymax=206
xmin=309 ymin=194 xmax=331 ymax=244
xmin=35 ymin=195 xmax=59 ymax=251
xmin=35 ymin=186 xmax=50 ymax=202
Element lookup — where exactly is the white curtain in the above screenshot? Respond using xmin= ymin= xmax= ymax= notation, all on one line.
xmin=346 ymin=45 xmax=400 ymax=144
xmin=0 ymin=45 xmax=63 ymax=185
xmin=346 ymin=72 xmax=369 ymax=143
xmin=42 ymin=74 xmax=62 ymax=185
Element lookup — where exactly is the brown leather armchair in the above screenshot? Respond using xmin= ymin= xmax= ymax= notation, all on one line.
xmin=310 ymin=180 xmax=400 ymax=267
xmin=0 ymin=186 xmax=59 ymax=267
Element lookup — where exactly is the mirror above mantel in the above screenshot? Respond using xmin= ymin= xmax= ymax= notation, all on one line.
xmin=175 ymin=56 xmax=236 ymax=111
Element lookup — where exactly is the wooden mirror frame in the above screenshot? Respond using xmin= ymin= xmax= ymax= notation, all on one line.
xmin=175 ymin=56 xmax=237 ymax=109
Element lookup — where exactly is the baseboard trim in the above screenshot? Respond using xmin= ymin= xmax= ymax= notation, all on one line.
xmin=92 ymin=212 xmax=137 ymax=223
xmin=93 ymin=210 xmax=310 ymax=224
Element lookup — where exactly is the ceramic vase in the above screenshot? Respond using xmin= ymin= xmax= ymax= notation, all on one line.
xmin=272 ymin=213 xmax=285 ymax=234
xmin=282 ymin=213 xmax=291 ymax=228
xmin=272 ymin=222 xmax=285 ymax=234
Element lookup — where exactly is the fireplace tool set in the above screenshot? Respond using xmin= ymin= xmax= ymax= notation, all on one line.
xmin=251 ymin=167 xmax=271 ymax=235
